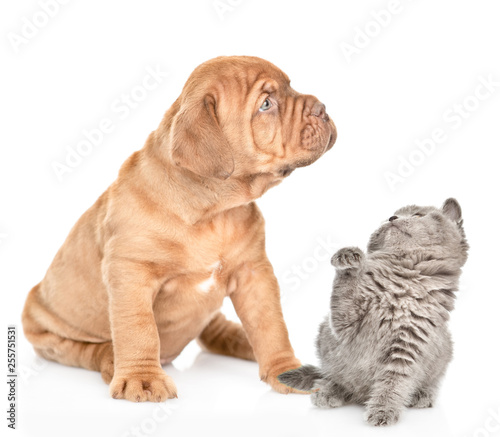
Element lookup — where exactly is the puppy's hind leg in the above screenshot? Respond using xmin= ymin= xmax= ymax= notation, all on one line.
xmin=22 ymin=286 xmax=115 ymax=384
xmin=197 ymin=312 xmax=255 ymax=361
xmin=27 ymin=330 xmax=114 ymax=384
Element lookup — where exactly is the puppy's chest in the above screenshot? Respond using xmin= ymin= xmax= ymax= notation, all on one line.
xmin=191 ymin=259 xmax=225 ymax=294
xmin=164 ymin=234 xmax=240 ymax=297
xmin=161 ymin=207 xmax=257 ymax=298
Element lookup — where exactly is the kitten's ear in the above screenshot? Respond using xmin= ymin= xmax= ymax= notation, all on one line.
xmin=442 ymin=198 xmax=462 ymax=223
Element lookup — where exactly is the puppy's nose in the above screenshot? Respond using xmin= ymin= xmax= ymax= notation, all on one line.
xmin=389 ymin=216 xmax=398 ymax=222
xmin=311 ymin=101 xmax=329 ymax=122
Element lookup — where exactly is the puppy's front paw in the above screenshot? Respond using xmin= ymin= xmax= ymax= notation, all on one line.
xmin=365 ymin=407 xmax=400 ymax=426
xmin=331 ymin=247 xmax=364 ymax=270
xmin=261 ymin=358 xmax=310 ymax=394
xmin=110 ymin=368 xmax=177 ymax=402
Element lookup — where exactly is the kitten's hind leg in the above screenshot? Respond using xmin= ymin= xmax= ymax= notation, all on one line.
xmin=407 ymin=387 xmax=436 ymax=408
xmin=408 ymin=349 xmax=448 ymax=408
xmin=311 ymin=379 xmax=346 ymax=409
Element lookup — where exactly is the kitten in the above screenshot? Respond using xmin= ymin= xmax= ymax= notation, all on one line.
xmin=279 ymin=198 xmax=468 ymax=426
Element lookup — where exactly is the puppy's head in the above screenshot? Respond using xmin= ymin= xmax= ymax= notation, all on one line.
xmin=166 ymin=56 xmax=337 ymax=183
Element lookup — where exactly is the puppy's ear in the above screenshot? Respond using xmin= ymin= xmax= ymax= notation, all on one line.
xmin=169 ymin=94 xmax=234 ymax=180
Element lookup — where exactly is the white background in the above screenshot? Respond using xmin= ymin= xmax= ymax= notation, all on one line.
xmin=2 ymin=0 xmax=500 ymax=436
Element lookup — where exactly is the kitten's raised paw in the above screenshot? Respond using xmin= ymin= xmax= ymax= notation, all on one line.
xmin=331 ymin=247 xmax=365 ymax=270
xmin=365 ymin=407 xmax=400 ymax=426
xmin=311 ymin=390 xmax=343 ymax=408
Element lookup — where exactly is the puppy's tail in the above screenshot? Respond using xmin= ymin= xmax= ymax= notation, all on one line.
xmin=278 ymin=364 xmax=323 ymax=391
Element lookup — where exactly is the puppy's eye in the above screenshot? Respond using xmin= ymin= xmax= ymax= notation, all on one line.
xmin=413 ymin=213 xmax=425 ymax=217
xmin=259 ymin=98 xmax=272 ymax=112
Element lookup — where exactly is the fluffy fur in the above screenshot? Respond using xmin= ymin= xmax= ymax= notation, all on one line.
xmin=22 ymin=56 xmax=336 ymax=402
xmin=279 ymin=198 xmax=468 ymax=426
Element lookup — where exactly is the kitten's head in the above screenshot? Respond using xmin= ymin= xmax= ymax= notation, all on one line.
xmin=367 ymin=198 xmax=468 ymax=266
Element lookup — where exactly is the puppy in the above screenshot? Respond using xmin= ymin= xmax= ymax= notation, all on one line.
xmin=22 ymin=56 xmax=337 ymax=402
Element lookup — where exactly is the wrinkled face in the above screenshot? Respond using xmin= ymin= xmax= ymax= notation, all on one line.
xmin=242 ymin=63 xmax=337 ymax=177
xmin=168 ymin=56 xmax=337 ymax=182
xmin=367 ymin=199 xmax=468 ymax=263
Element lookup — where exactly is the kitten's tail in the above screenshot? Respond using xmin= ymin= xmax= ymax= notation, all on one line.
xmin=278 ymin=364 xmax=323 ymax=391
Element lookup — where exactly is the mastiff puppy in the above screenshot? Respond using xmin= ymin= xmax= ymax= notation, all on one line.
xmin=22 ymin=56 xmax=337 ymax=402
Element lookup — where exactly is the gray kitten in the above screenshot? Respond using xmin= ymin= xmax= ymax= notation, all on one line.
xmin=279 ymin=198 xmax=468 ymax=426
